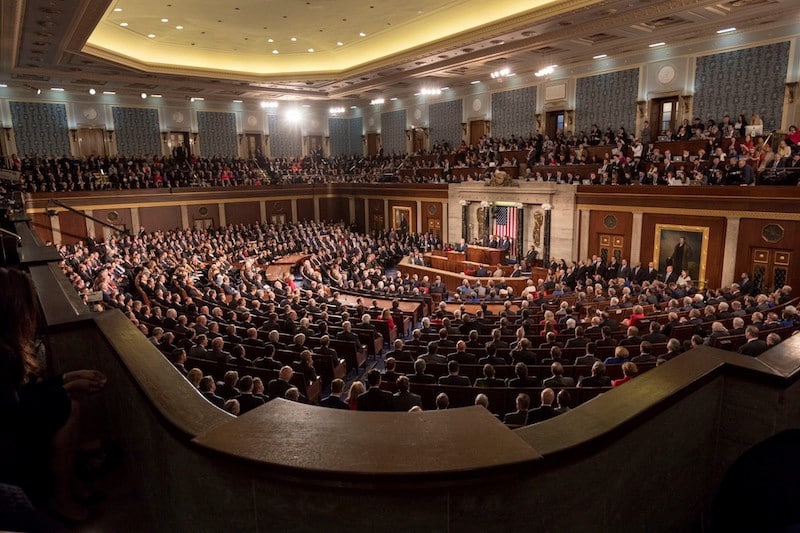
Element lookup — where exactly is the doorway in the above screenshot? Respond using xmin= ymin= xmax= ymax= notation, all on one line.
xmin=169 ymin=131 xmax=191 ymax=160
xmin=469 ymin=120 xmax=486 ymax=146
xmin=427 ymin=218 xmax=442 ymax=239
xmin=751 ymin=248 xmax=791 ymax=293
xmin=545 ymin=110 xmax=565 ymax=140
xmin=77 ymin=128 xmax=106 ymax=157
xmin=650 ymin=97 xmax=679 ymax=141
xmin=599 ymin=234 xmax=624 ymax=263
xmin=366 ymin=133 xmax=380 ymax=155
xmin=244 ymin=133 xmax=263 ymax=158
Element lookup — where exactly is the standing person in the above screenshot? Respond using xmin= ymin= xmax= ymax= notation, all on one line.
xmin=0 ymin=268 xmax=107 ymax=523
xmin=671 ymin=236 xmax=692 ymax=275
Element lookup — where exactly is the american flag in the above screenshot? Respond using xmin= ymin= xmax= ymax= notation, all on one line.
xmin=493 ymin=205 xmax=518 ymax=240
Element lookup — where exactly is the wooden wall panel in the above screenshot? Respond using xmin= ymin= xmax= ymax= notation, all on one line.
xmin=139 ymin=205 xmax=182 ymax=233
xmin=58 ymin=211 xmax=88 ymax=245
xmin=296 ymin=198 xmax=314 ymax=222
xmin=264 ymin=200 xmax=291 ymax=225
xmin=225 ymin=202 xmax=261 ymax=226
xmin=30 ymin=212 xmax=53 ymax=244
xmin=640 ymin=214 xmax=726 ymax=288
xmin=318 ymin=197 xmax=348 ymax=222
xmin=368 ymin=199 xmax=385 ymax=232
xmin=735 ymin=218 xmax=800 ymax=292
xmin=186 ymin=203 xmax=219 ymax=229
xmin=354 ymin=198 xmax=365 ymax=233
xmin=388 ymin=200 xmax=416 ymax=233
xmin=93 ymin=208 xmax=132 ymax=238
xmin=587 ymin=210 xmax=633 ymax=262
xmin=422 ymin=201 xmax=443 ymax=238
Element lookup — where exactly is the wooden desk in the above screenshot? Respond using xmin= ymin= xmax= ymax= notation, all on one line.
xmin=467 ymin=245 xmax=505 ymax=266
xmin=399 ymin=256 xmax=543 ymax=295
xmin=264 ymin=253 xmax=310 ymax=281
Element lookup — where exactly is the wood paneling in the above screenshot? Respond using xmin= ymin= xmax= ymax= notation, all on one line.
xmin=368 ymin=199 xmax=385 ymax=232
xmin=587 ymin=211 xmax=633 ymax=262
xmin=187 ymin=203 xmax=219 ymax=228
xmin=354 ymin=198 xmax=365 ymax=233
xmin=225 ymin=202 xmax=261 ymax=226
xmin=93 ymin=208 xmax=132 ymax=238
xmin=318 ymin=197 xmax=348 ymax=222
xmin=640 ymin=214 xmax=726 ymax=288
xmin=139 ymin=205 xmax=182 ymax=232
xmin=422 ymin=201 xmax=443 ymax=238
xmin=736 ymin=219 xmax=800 ymax=292
xmin=264 ymin=200 xmax=290 ymax=225
xmin=296 ymin=198 xmax=314 ymax=222
xmin=31 ymin=212 xmax=53 ymax=244
xmin=58 ymin=211 xmax=88 ymax=245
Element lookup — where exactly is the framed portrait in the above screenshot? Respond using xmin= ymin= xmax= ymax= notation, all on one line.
xmin=392 ymin=206 xmax=412 ymax=233
xmin=653 ymin=224 xmax=709 ymax=288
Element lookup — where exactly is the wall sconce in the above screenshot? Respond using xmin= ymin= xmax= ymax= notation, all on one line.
xmin=535 ymin=114 xmax=542 ymax=129
xmin=3 ymin=127 xmax=11 ymax=141
xmin=106 ymin=130 xmax=114 ymax=141
xmin=636 ymin=101 xmax=647 ymax=118
xmin=786 ymin=82 xmax=798 ymax=104
xmin=161 ymin=132 xmax=168 ymax=143
xmin=461 ymin=123 xmax=467 ymax=136
xmin=680 ymin=95 xmax=692 ymax=115
xmin=69 ymin=128 xmax=77 ymax=142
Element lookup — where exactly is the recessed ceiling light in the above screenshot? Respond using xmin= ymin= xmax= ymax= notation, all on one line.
xmin=103 ymin=91 xmax=116 ymax=95
xmin=0 ymin=84 xmax=8 ymax=88
xmin=113 ymin=7 xmax=122 ymax=12
xmin=471 ymin=80 xmax=480 ymax=84
xmin=390 ymin=97 xmax=397 ymax=101
xmin=290 ymin=37 xmax=297 ymax=42
xmin=359 ymin=32 xmax=366 ymax=37
xmin=151 ymin=94 xmax=162 ymax=98
xmin=119 ymin=22 xmax=128 ymax=27
xmin=350 ymin=105 xmax=357 ymax=109
xmin=175 ymin=25 xmax=183 ymax=30
xmin=190 ymin=97 xmax=204 ymax=102
xmin=272 ymin=49 xmax=279 ymax=54
xmin=160 ymin=18 xmax=168 ymax=23
xmin=717 ymin=27 xmax=736 ymax=34
xmin=147 ymin=34 xmax=156 ymax=38
xmin=336 ymin=41 xmax=343 ymax=46
xmin=649 ymin=42 xmax=665 ymax=48
xmin=50 ymin=87 xmax=64 ymax=91
xmin=268 ymin=38 xmax=274 ymax=43
xmin=88 ymin=88 xmax=96 ymax=95
xmin=307 ymin=48 xmax=314 ymax=52
xmin=233 ymin=99 xmax=242 ymax=103
xmin=593 ymin=54 xmax=607 ymax=59
xmin=140 ymin=92 xmax=147 ymax=99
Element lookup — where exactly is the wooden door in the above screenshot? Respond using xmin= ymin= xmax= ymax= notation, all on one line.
xmin=194 ymin=218 xmax=213 ymax=230
xmin=427 ymin=218 xmax=442 ymax=239
xmin=78 ymin=128 xmax=106 ymax=157
xmin=413 ymin=129 xmax=426 ymax=153
xmin=366 ymin=133 xmax=380 ymax=155
xmin=546 ymin=110 xmax=564 ymax=139
xmin=751 ymin=248 xmax=791 ymax=293
xmin=650 ymin=97 xmax=679 ymax=141
xmin=245 ymin=133 xmax=262 ymax=158
xmin=599 ymin=234 xmax=624 ymax=263
xmin=469 ymin=120 xmax=485 ymax=146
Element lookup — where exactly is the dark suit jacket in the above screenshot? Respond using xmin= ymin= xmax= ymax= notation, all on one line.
xmin=507 ymin=376 xmax=540 ymax=388
xmin=738 ymin=339 xmax=768 ymax=357
xmin=202 ymin=391 xmax=225 ymax=408
xmin=392 ymin=390 xmax=422 ymax=412
xmin=578 ymin=375 xmax=612 ymax=387
xmin=447 ymin=351 xmax=477 ymax=365
xmin=565 ymin=337 xmax=590 ymax=349
xmin=267 ymin=379 xmax=293 ymax=401
xmin=357 ymin=387 xmax=394 ymax=411
xmin=237 ymin=393 xmax=265 ymax=414
xmin=319 ymin=395 xmax=350 ymax=409
xmin=526 ymin=405 xmax=559 ymax=425
xmin=474 ymin=377 xmax=506 ymax=388
xmin=438 ymin=375 xmax=471 ymax=386
xmin=503 ymin=410 xmax=529 ymax=426
xmin=542 ymin=376 xmax=575 ymax=388
xmin=408 ymin=373 xmax=436 ymax=384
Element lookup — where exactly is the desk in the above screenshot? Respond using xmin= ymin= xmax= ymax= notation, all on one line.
xmin=399 ymin=256 xmax=547 ymax=295
xmin=264 ymin=253 xmax=310 ymax=281
xmin=467 ymin=245 xmax=505 ymax=266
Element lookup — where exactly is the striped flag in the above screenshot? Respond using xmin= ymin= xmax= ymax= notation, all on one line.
xmin=493 ymin=205 xmax=518 ymax=240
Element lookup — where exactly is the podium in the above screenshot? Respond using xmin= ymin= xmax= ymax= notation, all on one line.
xmin=467 ymin=245 xmax=505 ymax=266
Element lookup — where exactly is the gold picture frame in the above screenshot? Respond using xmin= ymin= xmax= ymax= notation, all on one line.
xmin=392 ymin=206 xmax=412 ymax=233
xmin=653 ymin=224 xmax=710 ymax=288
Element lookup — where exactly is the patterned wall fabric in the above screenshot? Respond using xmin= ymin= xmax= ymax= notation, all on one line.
xmin=491 ymin=86 xmax=536 ymax=139
xmin=9 ymin=101 xmax=71 ymax=156
xmin=694 ymin=41 xmax=789 ymax=132
xmin=429 ymin=99 xmax=463 ymax=148
xmin=112 ymin=107 xmax=162 ymax=156
xmin=381 ymin=109 xmax=407 ymax=154
xmin=197 ymin=111 xmax=238 ymax=157
xmin=329 ymin=117 xmax=363 ymax=156
xmin=575 ymin=68 xmax=639 ymax=135
xmin=268 ymin=114 xmax=302 ymax=157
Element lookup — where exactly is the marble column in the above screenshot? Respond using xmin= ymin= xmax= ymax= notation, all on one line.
xmin=416 ymin=200 xmax=422 ymax=234
xmin=578 ymin=209 xmax=590 ymax=260
xmin=384 ymin=200 xmax=390 ymax=232
xmin=260 ymin=201 xmax=267 ymax=224
xmin=313 ymin=196 xmax=320 ymax=221
xmin=131 ymin=207 xmax=141 ymax=234
xmin=85 ymin=209 xmax=95 ymax=239
xmin=291 ymin=199 xmax=298 ymax=223
xmin=348 ymin=198 xmax=356 ymax=224
xmin=218 ymin=203 xmax=226 ymax=227
xmin=180 ymin=205 xmax=190 ymax=229
xmin=363 ymin=198 xmax=370 ymax=233
xmin=50 ymin=213 xmax=62 ymax=245
xmin=721 ymin=217 xmax=741 ymax=287
xmin=630 ymin=212 xmax=643 ymax=265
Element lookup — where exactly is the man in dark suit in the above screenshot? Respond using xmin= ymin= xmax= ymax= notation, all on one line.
xmin=407 ymin=358 xmax=436 ymax=384
xmin=381 ymin=357 xmax=401 ymax=383
xmin=267 ymin=366 xmax=295 ymax=401
xmin=542 ymin=362 xmax=575 ymax=388
xmin=392 ymin=376 xmax=422 ymax=412
xmin=420 ymin=341 xmax=446 ymax=365
xmin=631 ymin=341 xmax=657 ymax=363
xmin=454 ymin=238 xmax=468 ymax=253
xmin=447 ymin=340 xmax=478 ymax=365
xmin=385 ymin=338 xmax=413 ymax=362
xmin=357 ymin=369 xmax=394 ymax=411
xmin=577 ymin=361 xmax=612 ymax=387
xmin=438 ymin=360 xmax=471 ymax=386
xmin=525 ymin=388 xmax=560 ymax=425
xmin=574 ymin=342 xmax=601 ymax=366
xmin=503 ymin=393 xmax=531 ymax=426
xmin=479 ymin=342 xmax=506 ymax=366
xmin=199 ymin=375 xmax=225 ymax=408
xmin=313 ymin=334 xmax=342 ymax=366
xmin=319 ymin=378 xmax=349 ymax=409
xmin=506 ymin=362 xmax=539 ymax=387
xmin=646 ymin=261 xmax=659 ymax=283
xmin=236 ymin=375 xmax=266 ymax=414
xmin=253 ymin=344 xmax=282 ymax=370
xmin=643 ymin=321 xmax=668 ymax=344
xmin=474 ymin=364 xmax=506 ymax=388
xmin=737 ymin=325 xmax=768 ymax=357
xmin=564 ymin=326 xmax=590 ymax=349
xmin=618 ymin=326 xmax=644 ymax=347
